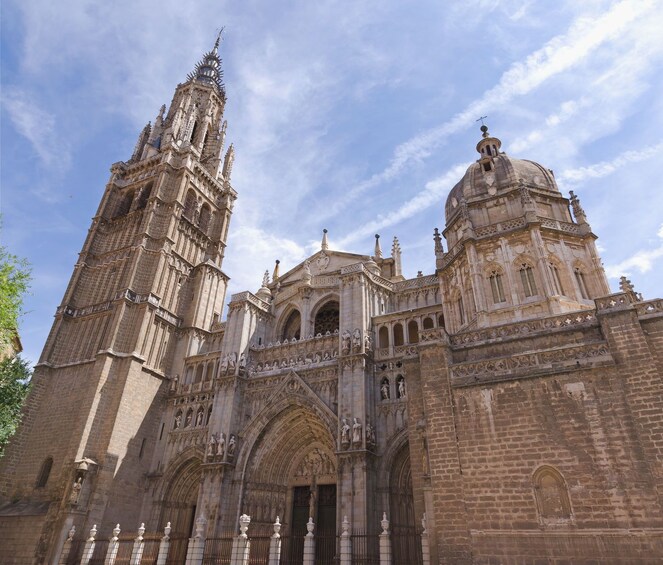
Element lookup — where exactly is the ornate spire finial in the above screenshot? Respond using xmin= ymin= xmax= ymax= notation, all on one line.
xmin=374 ymin=234 xmax=383 ymax=259
xmin=213 ymin=27 xmax=224 ymax=53
xmin=433 ymin=227 xmax=443 ymax=254
xmin=569 ymin=190 xmax=587 ymax=224
xmin=187 ymin=32 xmax=226 ymax=96
xmin=262 ymin=270 xmax=270 ymax=287
xmin=321 ymin=228 xmax=329 ymax=251
xmin=272 ymin=259 xmax=280 ymax=282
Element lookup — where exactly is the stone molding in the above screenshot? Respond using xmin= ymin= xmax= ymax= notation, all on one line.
xmin=450 ymin=342 xmax=613 ymax=386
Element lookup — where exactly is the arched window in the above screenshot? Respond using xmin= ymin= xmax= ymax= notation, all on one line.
xmin=456 ymin=296 xmax=465 ymax=325
xmin=183 ymin=190 xmax=196 ymax=220
xmin=206 ymin=405 xmax=213 ymax=425
xmin=314 ymin=301 xmax=339 ymax=335
xmin=489 ymin=271 xmax=506 ymax=303
xmin=195 ymin=365 xmax=204 ymax=383
xmin=282 ymin=310 xmax=301 ymax=341
xmin=422 ymin=317 xmax=434 ymax=330
xmin=199 ymin=204 xmax=211 ymax=233
xmin=393 ymin=323 xmax=404 ymax=346
xmin=135 ymin=182 xmax=152 ymax=210
xmin=549 ymin=263 xmax=564 ymax=295
xmin=574 ymin=267 xmax=589 ymax=299
xmin=35 ymin=457 xmax=53 ymax=488
xmin=189 ymin=120 xmax=199 ymax=143
xmin=519 ymin=264 xmax=538 ymax=297
xmin=115 ymin=190 xmax=134 ymax=217
xmin=407 ymin=320 xmax=419 ymax=344
xmin=378 ymin=326 xmax=389 ymax=348
xmin=438 ymin=314 xmax=445 ymax=329
xmin=532 ymin=466 xmax=572 ymax=524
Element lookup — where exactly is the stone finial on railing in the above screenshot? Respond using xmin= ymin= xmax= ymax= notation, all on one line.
xmin=130 ymin=523 xmax=146 ymax=565
xmin=340 ymin=516 xmax=351 ymax=565
xmin=156 ymin=522 xmax=172 ymax=565
xmin=105 ymin=524 xmax=122 ymax=565
xmin=303 ymin=518 xmax=315 ymax=565
xmin=421 ymin=513 xmax=430 ymax=565
xmin=239 ymin=514 xmax=251 ymax=538
xmin=80 ymin=525 xmax=97 ymax=565
xmin=379 ymin=513 xmax=392 ymax=565
xmin=230 ymin=514 xmax=251 ymax=565
xmin=268 ymin=517 xmax=282 ymax=565
xmin=187 ymin=515 xmax=208 ymax=565
xmin=58 ymin=525 xmax=77 ymax=565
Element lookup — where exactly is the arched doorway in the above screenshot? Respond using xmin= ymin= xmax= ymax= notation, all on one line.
xmin=389 ymin=444 xmax=421 ymax=563
xmin=159 ymin=457 xmax=202 ymax=538
xmin=240 ymin=402 xmax=337 ymax=564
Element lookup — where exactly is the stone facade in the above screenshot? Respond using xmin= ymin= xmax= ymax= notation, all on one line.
xmin=1 ymin=40 xmax=662 ymax=564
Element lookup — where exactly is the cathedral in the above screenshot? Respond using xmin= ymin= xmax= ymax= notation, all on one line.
xmin=1 ymin=38 xmax=663 ymax=565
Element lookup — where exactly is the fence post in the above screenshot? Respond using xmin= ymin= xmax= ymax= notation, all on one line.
xmin=80 ymin=525 xmax=97 ymax=565
xmin=267 ymin=516 xmax=282 ymax=565
xmin=185 ymin=515 xmax=207 ymax=565
xmin=379 ymin=513 xmax=391 ymax=565
xmin=421 ymin=513 xmax=430 ymax=565
xmin=230 ymin=514 xmax=251 ymax=565
xmin=130 ymin=523 xmax=146 ymax=565
xmin=339 ymin=516 xmax=351 ymax=565
xmin=104 ymin=524 xmax=121 ymax=565
xmin=302 ymin=517 xmax=315 ymax=565
xmin=58 ymin=525 xmax=76 ymax=565
xmin=156 ymin=522 xmax=171 ymax=565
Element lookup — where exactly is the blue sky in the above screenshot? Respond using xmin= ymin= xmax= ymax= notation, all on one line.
xmin=2 ymin=0 xmax=662 ymax=365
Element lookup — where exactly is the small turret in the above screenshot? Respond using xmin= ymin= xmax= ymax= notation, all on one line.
xmin=374 ymin=234 xmax=383 ymax=259
xmin=222 ymin=144 xmax=235 ymax=180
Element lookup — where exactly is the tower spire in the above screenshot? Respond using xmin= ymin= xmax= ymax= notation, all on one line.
xmin=187 ymin=33 xmax=226 ymax=96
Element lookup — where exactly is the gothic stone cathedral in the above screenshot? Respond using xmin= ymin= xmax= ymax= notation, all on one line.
xmin=2 ymin=40 xmax=663 ymax=565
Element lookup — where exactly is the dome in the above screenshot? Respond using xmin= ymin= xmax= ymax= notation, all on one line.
xmin=445 ymin=130 xmax=559 ymax=223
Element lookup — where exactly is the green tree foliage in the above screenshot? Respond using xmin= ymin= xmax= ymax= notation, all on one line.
xmin=0 ymin=246 xmax=31 ymax=349
xmin=0 ymin=244 xmax=32 ymax=456
xmin=0 ymin=355 xmax=31 ymax=455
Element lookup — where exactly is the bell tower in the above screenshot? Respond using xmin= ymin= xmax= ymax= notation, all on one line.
xmin=0 ymin=35 xmax=237 ymax=563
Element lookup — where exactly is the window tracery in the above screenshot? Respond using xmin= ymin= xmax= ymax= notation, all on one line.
xmin=489 ymin=270 xmax=506 ymax=303
xmin=314 ymin=301 xmax=339 ymax=335
xmin=519 ymin=264 xmax=538 ymax=297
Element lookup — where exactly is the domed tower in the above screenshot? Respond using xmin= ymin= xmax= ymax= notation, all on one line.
xmin=437 ymin=125 xmax=610 ymax=332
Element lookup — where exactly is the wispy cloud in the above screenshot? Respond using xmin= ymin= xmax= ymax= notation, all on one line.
xmin=559 ymin=142 xmax=663 ymax=185
xmin=321 ymin=0 xmax=655 ymax=219
xmin=2 ymin=88 xmax=71 ymax=174
xmin=605 ymin=224 xmax=663 ymax=279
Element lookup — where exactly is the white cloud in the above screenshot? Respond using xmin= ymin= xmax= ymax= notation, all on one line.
xmin=559 ymin=142 xmax=663 ymax=185
xmin=2 ymin=88 xmax=71 ymax=174
xmin=322 ymin=0 xmax=655 ymax=218
xmin=605 ymin=224 xmax=663 ymax=279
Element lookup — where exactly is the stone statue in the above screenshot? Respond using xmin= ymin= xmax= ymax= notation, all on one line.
xmin=302 ymin=260 xmax=312 ymax=283
xmin=239 ymin=353 xmax=246 ymax=370
xmin=174 ymin=413 xmax=182 ymax=429
xmin=352 ymin=418 xmax=362 ymax=445
xmin=69 ymin=477 xmax=83 ymax=505
xmin=228 ymin=352 xmax=237 ymax=372
xmin=398 ymin=377 xmax=406 ymax=398
xmin=220 ymin=354 xmax=229 ymax=374
xmin=184 ymin=411 xmax=192 ymax=427
xmin=381 ymin=380 xmax=390 ymax=400
xmin=342 ymin=330 xmax=351 ymax=354
xmin=196 ymin=410 xmax=204 ymax=426
xmin=366 ymin=422 xmax=376 ymax=447
xmin=340 ymin=418 xmax=351 ymax=445
xmin=227 ymin=434 xmax=236 ymax=457
xmin=207 ymin=434 xmax=217 ymax=458
xmin=364 ymin=331 xmax=372 ymax=351
xmin=352 ymin=329 xmax=362 ymax=352
xmin=218 ymin=433 xmax=226 ymax=459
